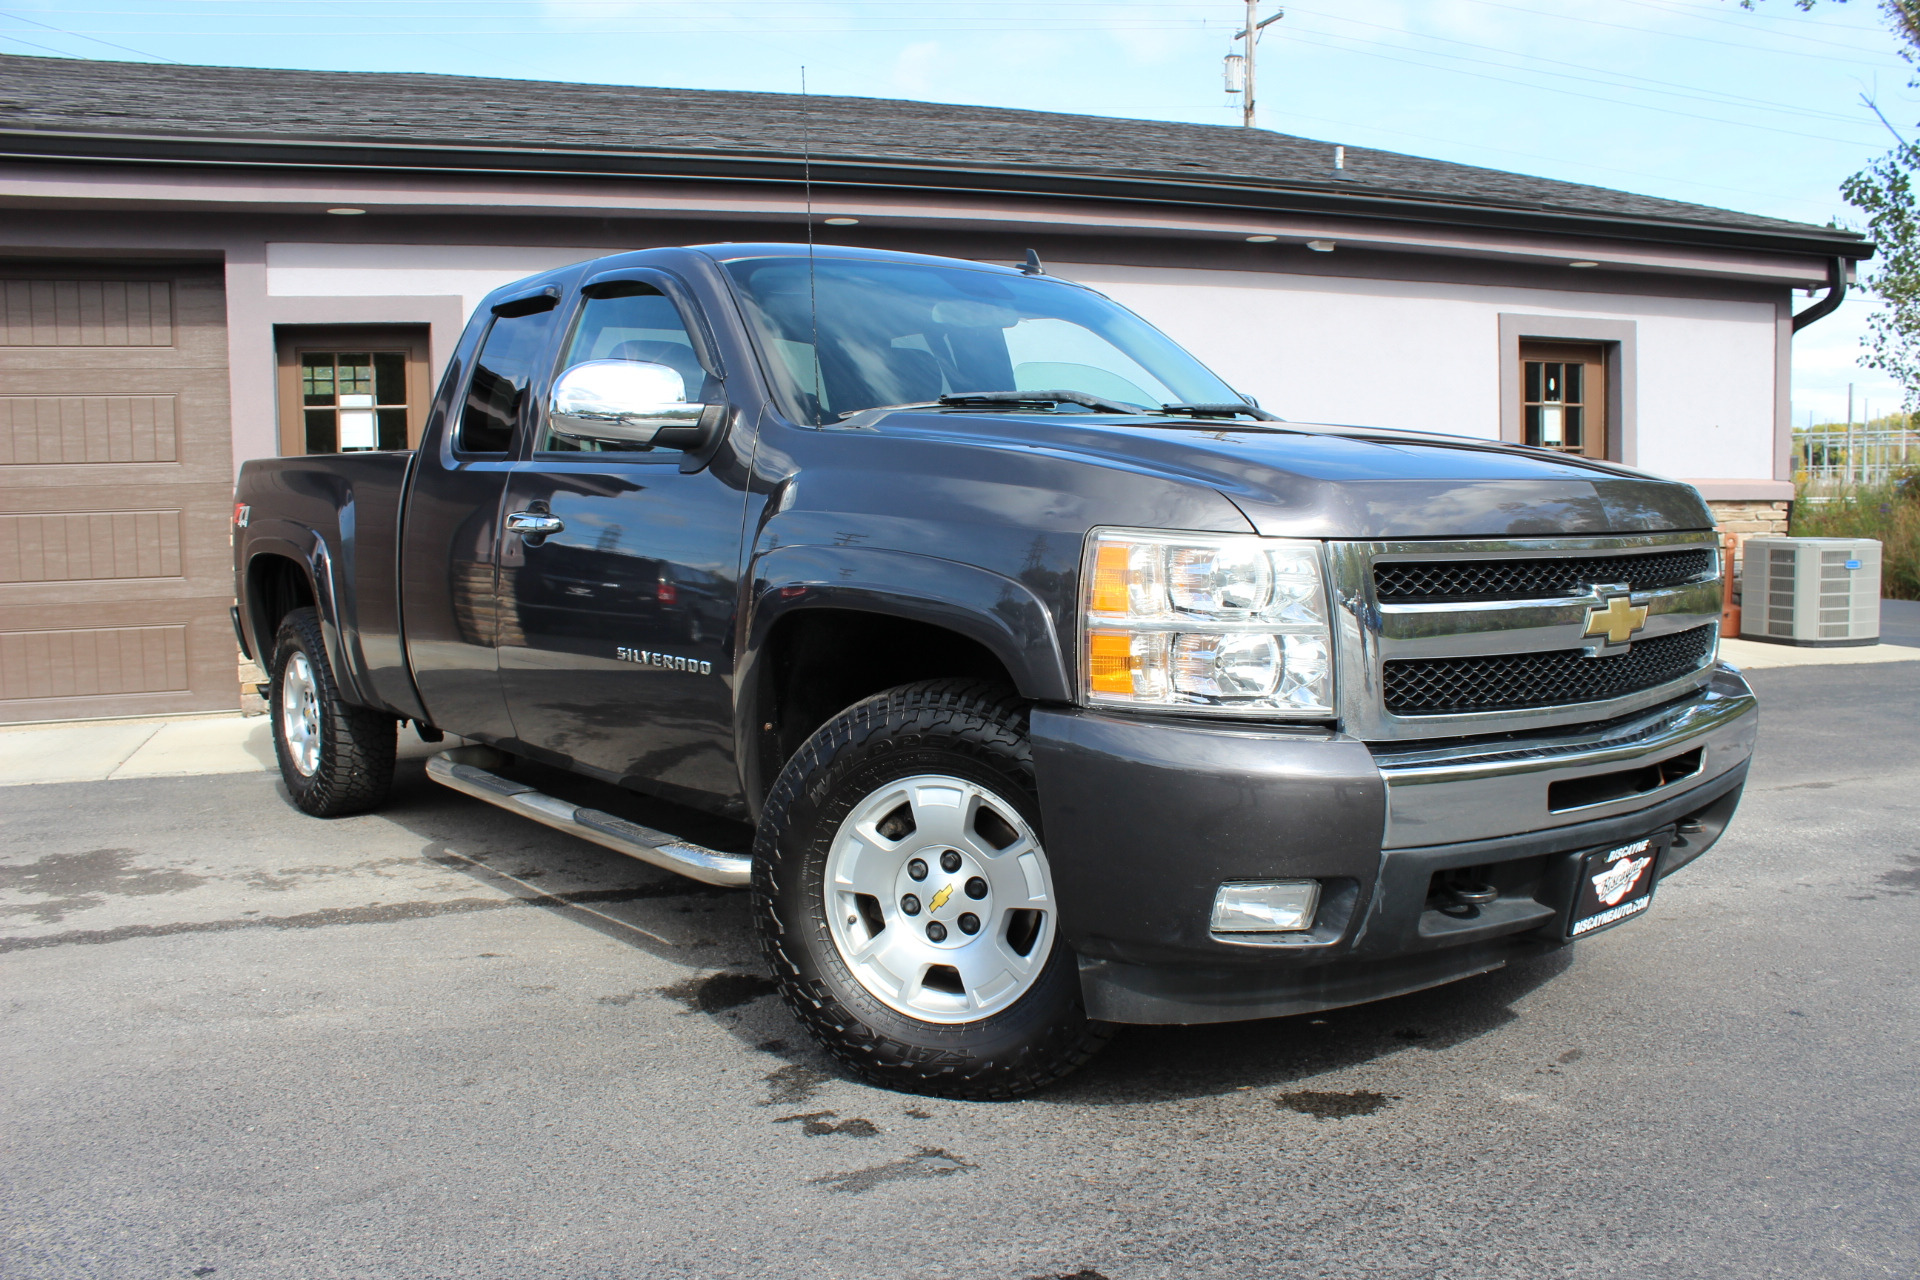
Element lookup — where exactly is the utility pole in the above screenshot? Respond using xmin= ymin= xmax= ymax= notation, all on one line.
xmin=1227 ymin=3 xmax=1282 ymax=128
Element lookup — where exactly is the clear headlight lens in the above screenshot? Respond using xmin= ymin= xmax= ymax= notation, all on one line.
xmin=1084 ymin=529 xmax=1334 ymax=717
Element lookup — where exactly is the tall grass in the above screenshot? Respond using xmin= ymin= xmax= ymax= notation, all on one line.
xmin=1790 ymin=474 xmax=1920 ymax=600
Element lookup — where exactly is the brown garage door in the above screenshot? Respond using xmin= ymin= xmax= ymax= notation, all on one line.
xmin=0 ymin=264 xmax=237 ymax=722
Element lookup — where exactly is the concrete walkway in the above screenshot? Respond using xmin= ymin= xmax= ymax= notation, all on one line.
xmin=1720 ymin=635 xmax=1920 ymax=669
xmin=0 ymin=713 xmax=450 ymax=787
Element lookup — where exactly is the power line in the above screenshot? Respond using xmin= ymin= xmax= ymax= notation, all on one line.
xmin=1275 ymin=105 xmax=1855 ymax=221
xmin=1457 ymin=0 xmax=1898 ymax=62
xmin=0 ymin=6 xmax=179 ymax=60
xmin=0 ymin=31 xmax=83 ymax=55
xmin=1283 ymin=3 xmax=1882 ymax=125
xmin=1277 ymin=28 xmax=1883 ymax=146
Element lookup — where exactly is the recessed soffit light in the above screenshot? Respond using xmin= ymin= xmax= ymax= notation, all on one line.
xmin=1569 ymin=260 xmax=1600 ymax=268
xmin=823 ymin=217 xmax=859 ymax=225
xmin=327 ymin=207 xmax=366 ymax=216
xmin=1245 ymin=234 xmax=1277 ymax=243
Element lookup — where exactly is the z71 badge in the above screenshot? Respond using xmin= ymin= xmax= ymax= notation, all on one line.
xmin=616 ymin=647 xmax=712 ymax=675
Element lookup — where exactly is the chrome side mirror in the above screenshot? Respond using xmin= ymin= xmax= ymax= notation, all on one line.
xmin=548 ymin=360 xmax=707 ymax=447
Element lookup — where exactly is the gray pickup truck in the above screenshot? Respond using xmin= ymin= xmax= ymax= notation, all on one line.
xmin=232 ymin=243 xmax=1756 ymax=1098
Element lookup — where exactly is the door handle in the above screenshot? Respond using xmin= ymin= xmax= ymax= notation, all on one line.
xmin=506 ymin=511 xmax=565 ymax=537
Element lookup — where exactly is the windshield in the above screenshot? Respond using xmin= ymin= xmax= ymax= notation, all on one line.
xmin=720 ymin=255 xmax=1243 ymax=425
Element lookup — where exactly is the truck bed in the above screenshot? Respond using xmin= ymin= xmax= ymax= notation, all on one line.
xmin=235 ymin=450 xmax=421 ymax=720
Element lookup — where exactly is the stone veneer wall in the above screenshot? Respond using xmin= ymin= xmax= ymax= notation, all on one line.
xmin=239 ymin=652 xmax=267 ymax=716
xmin=1708 ymin=499 xmax=1791 ymax=607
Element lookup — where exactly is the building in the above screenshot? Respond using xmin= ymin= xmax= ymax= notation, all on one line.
xmin=0 ymin=54 xmax=1868 ymax=722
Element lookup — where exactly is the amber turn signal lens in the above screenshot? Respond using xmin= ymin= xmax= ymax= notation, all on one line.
xmin=1090 ymin=542 xmax=1132 ymax=615
xmin=1087 ymin=630 xmax=1134 ymax=694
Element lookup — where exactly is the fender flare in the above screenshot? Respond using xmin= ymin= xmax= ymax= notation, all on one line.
xmin=743 ymin=544 xmax=1072 ymax=703
xmin=736 ymin=545 xmax=1074 ymax=817
xmin=242 ymin=526 xmax=372 ymax=709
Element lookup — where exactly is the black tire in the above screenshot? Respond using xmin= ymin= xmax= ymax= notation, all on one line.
xmin=753 ymin=678 xmax=1113 ymax=1099
xmin=268 ymin=605 xmax=396 ymax=818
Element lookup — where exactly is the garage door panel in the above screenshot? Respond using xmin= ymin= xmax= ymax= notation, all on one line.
xmin=0 ymin=509 xmax=185 ymax=583
xmin=0 ymin=394 xmax=177 ymax=464
xmin=0 ymin=266 xmax=233 ymax=722
xmin=1 ymin=623 xmax=188 ymax=700
xmin=0 ymin=491 xmax=230 ymax=600
xmin=0 ymin=598 xmax=232 ymax=712
xmin=0 ymin=279 xmax=173 ymax=347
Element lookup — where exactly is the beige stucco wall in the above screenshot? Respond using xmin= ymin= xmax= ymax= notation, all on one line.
xmin=1059 ymin=261 xmax=1781 ymax=489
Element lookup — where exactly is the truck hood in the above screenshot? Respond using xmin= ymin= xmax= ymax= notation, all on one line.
xmin=872 ymin=412 xmax=1714 ymax=539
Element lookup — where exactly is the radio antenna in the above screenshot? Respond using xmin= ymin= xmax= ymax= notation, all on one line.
xmin=801 ymin=66 xmax=823 ymax=420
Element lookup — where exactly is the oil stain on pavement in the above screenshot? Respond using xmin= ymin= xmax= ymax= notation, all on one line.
xmin=1276 ymin=1089 xmax=1395 ymax=1119
xmin=0 ymin=848 xmax=205 ymax=924
xmin=809 ymin=1146 xmax=972 ymax=1194
xmin=774 ymin=1110 xmax=880 ymax=1137
xmin=760 ymin=1063 xmax=828 ymax=1107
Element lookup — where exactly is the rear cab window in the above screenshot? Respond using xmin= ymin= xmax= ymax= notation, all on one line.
xmin=456 ymin=305 xmax=559 ymax=455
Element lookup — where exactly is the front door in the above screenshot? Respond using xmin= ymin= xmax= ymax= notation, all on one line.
xmin=399 ymin=299 xmax=558 ymax=743
xmin=1520 ymin=340 xmax=1609 ymax=458
xmin=495 ymin=280 xmax=747 ymax=806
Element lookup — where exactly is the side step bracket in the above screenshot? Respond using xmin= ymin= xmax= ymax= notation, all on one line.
xmin=425 ymin=745 xmax=751 ymax=887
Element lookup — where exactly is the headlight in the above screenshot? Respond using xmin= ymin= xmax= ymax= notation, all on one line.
xmin=1083 ymin=529 xmax=1334 ymax=717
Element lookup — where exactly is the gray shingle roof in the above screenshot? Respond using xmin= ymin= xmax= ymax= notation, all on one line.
xmin=0 ymin=53 xmax=1866 ymax=256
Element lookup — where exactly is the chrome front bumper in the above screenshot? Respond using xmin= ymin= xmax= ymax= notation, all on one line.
xmin=1372 ymin=662 xmax=1758 ymax=848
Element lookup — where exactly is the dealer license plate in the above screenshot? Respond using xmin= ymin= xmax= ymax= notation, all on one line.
xmin=1567 ymin=834 xmax=1666 ymax=939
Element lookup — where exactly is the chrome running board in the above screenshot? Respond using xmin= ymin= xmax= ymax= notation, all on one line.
xmin=425 ymin=745 xmax=751 ymax=887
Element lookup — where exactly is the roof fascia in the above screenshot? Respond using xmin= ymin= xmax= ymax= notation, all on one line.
xmin=0 ymin=127 xmax=1872 ymax=262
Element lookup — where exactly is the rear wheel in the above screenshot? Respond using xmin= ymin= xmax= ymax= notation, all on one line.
xmin=754 ymin=679 xmax=1111 ymax=1099
xmin=269 ymin=606 xmax=396 ymax=817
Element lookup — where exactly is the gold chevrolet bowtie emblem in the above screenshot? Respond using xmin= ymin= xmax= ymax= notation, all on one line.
xmin=1584 ymin=595 xmax=1649 ymax=645
xmin=928 ymin=883 xmax=954 ymax=913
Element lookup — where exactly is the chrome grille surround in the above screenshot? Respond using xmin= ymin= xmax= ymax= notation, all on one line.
xmin=1327 ymin=531 xmax=1723 ymax=743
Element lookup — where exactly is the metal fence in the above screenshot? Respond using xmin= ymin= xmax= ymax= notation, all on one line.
xmin=1795 ymin=427 xmax=1920 ymax=486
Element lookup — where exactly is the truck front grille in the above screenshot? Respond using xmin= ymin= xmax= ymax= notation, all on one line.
xmin=1374 ymin=547 xmax=1715 ymax=604
xmin=1382 ymin=625 xmax=1716 ymax=715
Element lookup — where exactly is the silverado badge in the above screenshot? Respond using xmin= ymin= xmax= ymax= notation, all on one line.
xmin=1583 ymin=593 xmax=1649 ymax=646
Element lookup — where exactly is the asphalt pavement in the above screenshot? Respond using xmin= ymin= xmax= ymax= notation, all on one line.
xmin=3 ymin=661 xmax=1917 ymax=1280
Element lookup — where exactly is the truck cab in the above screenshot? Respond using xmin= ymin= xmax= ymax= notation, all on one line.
xmin=234 ymin=243 xmax=1756 ymax=1098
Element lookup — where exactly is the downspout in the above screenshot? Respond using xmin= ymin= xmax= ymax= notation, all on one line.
xmin=1792 ymin=256 xmax=1849 ymax=331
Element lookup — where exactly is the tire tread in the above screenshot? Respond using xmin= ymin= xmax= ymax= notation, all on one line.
xmin=270 ymin=607 xmax=396 ymax=818
xmin=753 ymin=678 xmax=1113 ymax=1100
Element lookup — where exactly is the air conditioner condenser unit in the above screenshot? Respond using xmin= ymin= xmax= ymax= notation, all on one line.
xmin=1738 ymin=536 xmax=1880 ymax=647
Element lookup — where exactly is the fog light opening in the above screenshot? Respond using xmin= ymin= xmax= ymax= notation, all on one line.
xmin=1211 ymin=880 xmax=1321 ymax=933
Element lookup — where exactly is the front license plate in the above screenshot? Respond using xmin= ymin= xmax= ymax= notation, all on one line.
xmin=1567 ymin=834 xmax=1666 ymax=939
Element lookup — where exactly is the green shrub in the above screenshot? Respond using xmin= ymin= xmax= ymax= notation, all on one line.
xmin=1790 ymin=476 xmax=1920 ymax=600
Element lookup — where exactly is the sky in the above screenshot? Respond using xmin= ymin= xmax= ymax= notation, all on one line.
xmin=2 ymin=0 xmax=1913 ymax=427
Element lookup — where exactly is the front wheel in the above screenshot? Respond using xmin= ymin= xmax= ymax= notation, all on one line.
xmin=754 ymin=679 xmax=1112 ymax=1099
xmin=269 ymin=606 xmax=396 ymax=817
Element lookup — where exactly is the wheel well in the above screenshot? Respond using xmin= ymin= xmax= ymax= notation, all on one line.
xmin=755 ymin=608 xmax=1017 ymax=792
xmin=246 ymin=554 xmax=316 ymax=657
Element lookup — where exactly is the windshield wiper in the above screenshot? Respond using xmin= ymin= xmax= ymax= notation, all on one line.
xmin=1157 ymin=402 xmax=1282 ymax=422
xmin=937 ymin=389 xmax=1146 ymax=415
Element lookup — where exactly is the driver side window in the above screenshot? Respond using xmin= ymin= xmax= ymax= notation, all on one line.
xmin=540 ymin=287 xmax=711 ymax=453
